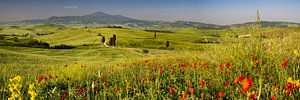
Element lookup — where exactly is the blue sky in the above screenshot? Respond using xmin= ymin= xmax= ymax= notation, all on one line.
xmin=0 ymin=0 xmax=300 ymax=25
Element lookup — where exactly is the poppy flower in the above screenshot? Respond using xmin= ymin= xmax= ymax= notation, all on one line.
xmin=38 ymin=75 xmax=44 ymax=83
xmin=154 ymin=64 xmax=158 ymax=69
xmin=216 ymin=91 xmax=224 ymax=99
xmin=141 ymin=78 xmax=146 ymax=84
xmin=273 ymin=85 xmax=278 ymax=91
xmin=159 ymin=67 xmax=164 ymax=73
xmin=78 ymin=86 xmax=83 ymax=94
xmin=144 ymin=60 xmax=149 ymax=63
xmin=189 ymin=88 xmax=194 ymax=94
xmin=284 ymin=80 xmax=296 ymax=95
xmin=247 ymin=92 xmax=257 ymax=100
xmin=169 ymin=87 xmax=175 ymax=94
xmin=61 ymin=92 xmax=67 ymax=100
xmin=103 ymin=81 xmax=107 ymax=86
xmin=48 ymin=75 xmax=52 ymax=79
xmin=94 ymin=83 xmax=99 ymax=88
xmin=234 ymin=75 xmax=244 ymax=85
xmin=172 ymin=68 xmax=175 ymax=74
xmin=188 ymin=82 xmax=193 ymax=86
xmin=64 ymin=64 xmax=67 ymax=67
xmin=114 ymin=88 xmax=119 ymax=93
xmin=271 ymin=96 xmax=276 ymax=100
xmin=168 ymin=63 xmax=172 ymax=67
xmin=199 ymin=80 xmax=206 ymax=87
xmin=219 ymin=63 xmax=224 ymax=71
xmin=281 ymin=59 xmax=287 ymax=68
xmin=181 ymin=91 xmax=188 ymax=100
xmin=225 ymin=61 xmax=230 ymax=67
xmin=255 ymin=59 xmax=261 ymax=64
xmin=149 ymin=78 xmax=153 ymax=81
xmin=240 ymin=77 xmax=253 ymax=93
xmin=225 ymin=81 xmax=230 ymax=87
xmin=251 ymin=55 xmax=255 ymax=62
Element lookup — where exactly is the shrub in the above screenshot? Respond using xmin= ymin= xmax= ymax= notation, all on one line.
xmin=51 ymin=44 xmax=76 ymax=49
xmin=142 ymin=49 xmax=149 ymax=54
xmin=0 ymin=35 xmax=4 ymax=40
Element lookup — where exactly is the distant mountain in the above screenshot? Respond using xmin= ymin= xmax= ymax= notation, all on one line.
xmin=231 ymin=21 xmax=300 ymax=28
xmin=20 ymin=12 xmax=143 ymax=24
xmin=4 ymin=11 xmax=300 ymax=29
xmin=9 ymin=11 xmax=223 ymax=29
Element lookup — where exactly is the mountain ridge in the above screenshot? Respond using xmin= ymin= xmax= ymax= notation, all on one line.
xmin=3 ymin=11 xmax=300 ymax=29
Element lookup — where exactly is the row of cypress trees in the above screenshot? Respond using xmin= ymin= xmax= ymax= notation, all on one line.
xmin=100 ymin=33 xmax=170 ymax=48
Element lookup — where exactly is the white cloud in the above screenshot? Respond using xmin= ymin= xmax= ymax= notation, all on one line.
xmin=63 ymin=6 xmax=78 ymax=9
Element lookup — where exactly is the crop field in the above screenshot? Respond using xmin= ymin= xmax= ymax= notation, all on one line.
xmin=0 ymin=23 xmax=299 ymax=99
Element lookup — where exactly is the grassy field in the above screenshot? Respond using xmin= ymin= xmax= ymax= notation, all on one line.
xmin=0 ymin=25 xmax=300 ymax=99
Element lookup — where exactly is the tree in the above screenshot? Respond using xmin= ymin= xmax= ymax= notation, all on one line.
xmin=101 ymin=36 xmax=105 ymax=45
xmin=166 ymin=41 xmax=170 ymax=48
xmin=109 ymin=37 xmax=114 ymax=46
xmin=112 ymin=34 xmax=116 ymax=46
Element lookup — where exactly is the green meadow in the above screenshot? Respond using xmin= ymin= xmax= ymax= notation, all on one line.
xmin=0 ymin=24 xmax=299 ymax=99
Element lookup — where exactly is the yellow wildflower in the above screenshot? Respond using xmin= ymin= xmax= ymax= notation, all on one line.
xmin=8 ymin=75 xmax=22 ymax=100
xmin=294 ymin=49 xmax=299 ymax=57
xmin=28 ymin=83 xmax=37 ymax=100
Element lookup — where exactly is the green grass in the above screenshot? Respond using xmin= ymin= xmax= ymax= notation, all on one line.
xmin=0 ymin=25 xmax=300 ymax=99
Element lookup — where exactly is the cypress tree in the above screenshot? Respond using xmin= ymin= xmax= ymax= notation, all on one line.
xmin=109 ymin=37 xmax=114 ymax=46
xmin=112 ymin=34 xmax=116 ymax=46
xmin=166 ymin=41 xmax=170 ymax=48
xmin=101 ymin=36 xmax=105 ymax=45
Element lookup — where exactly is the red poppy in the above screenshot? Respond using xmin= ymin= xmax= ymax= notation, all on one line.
xmin=216 ymin=91 xmax=224 ymax=99
xmin=181 ymin=92 xmax=188 ymax=100
xmin=103 ymin=81 xmax=107 ymax=86
xmin=256 ymin=59 xmax=261 ymax=64
xmin=114 ymin=88 xmax=119 ymax=93
xmin=168 ymin=63 xmax=172 ymax=67
xmin=188 ymin=82 xmax=193 ymax=86
xmin=144 ymin=60 xmax=149 ymax=63
xmin=149 ymin=78 xmax=153 ymax=81
xmin=273 ymin=85 xmax=278 ymax=91
xmin=248 ymin=93 xmax=257 ymax=99
xmin=189 ymin=88 xmax=195 ymax=94
xmin=159 ymin=67 xmax=164 ymax=73
xmin=48 ymin=75 xmax=52 ymax=79
xmin=240 ymin=77 xmax=253 ymax=93
xmin=94 ymin=83 xmax=99 ymax=88
xmin=141 ymin=78 xmax=146 ymax=84
xmin=281 ymin=59 xmax=287 ymax=68
xmin=199 ymin=80 xmax=206 ymax=87
xmin=172 ymin=68 xmax=175 ymax=74
xmin=169 ymin=87 xmax=175 ymax=94
xmin=38 ymin=75 xmax=44 ymax=83
xmin=251 ymin=55 xmax=255 ymax=62
xmin=271 ymin=96 xmax=276 ymax=100
xmin=64 ymin=64 xmax=67 ymax=67
xmin=219 ymin=63 xmax=224 ymax=71
xmin=225 ymin=61 xmax=230 ymax=67
xmin=225 ymin=81 xmax=230 ymax=87
xmin=234 ymin=75 xmax=244 ymax=85
xmin=154 ymin=64 xmax=158 ymax=69
xmin=61 ymin=92 xmax=67 ymax=100
xmin=78 ymin=86 xmax=83 ymax=94
xmin=284 ymin=82 xmax=296 ymax=95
